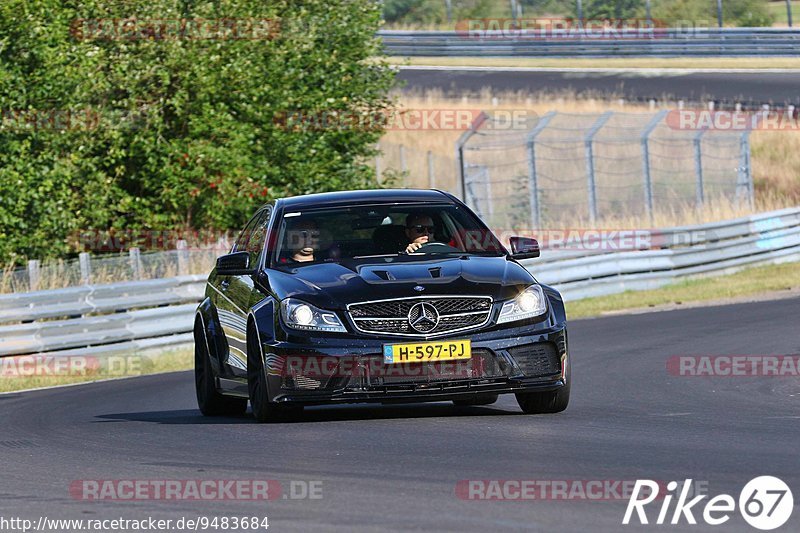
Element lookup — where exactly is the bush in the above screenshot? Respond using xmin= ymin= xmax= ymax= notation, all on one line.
xmin=0 ymin=0 xmax=395 ymax=263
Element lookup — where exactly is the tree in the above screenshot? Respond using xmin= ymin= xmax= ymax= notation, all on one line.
xmin=0 ymin=0 xmax=395 ymax=263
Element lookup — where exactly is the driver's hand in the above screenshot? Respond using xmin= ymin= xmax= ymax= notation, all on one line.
xmin=405 ymin=242 xmax=424 ymax=254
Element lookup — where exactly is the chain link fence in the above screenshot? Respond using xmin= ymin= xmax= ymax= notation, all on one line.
xmin=457 ymin=110 xmax=752 ymax=229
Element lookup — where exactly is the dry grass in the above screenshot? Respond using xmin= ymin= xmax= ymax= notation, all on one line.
xmin=567 ymin=261 xmax=800 ymax=319
xmin=0 ymin=346 xmax=193 ymax=393
xmin=380 ymin=91 xmax=800 ymax=229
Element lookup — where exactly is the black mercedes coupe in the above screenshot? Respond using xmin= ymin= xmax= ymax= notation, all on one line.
xmin=195 ymin=189 xmax=570 ymax=422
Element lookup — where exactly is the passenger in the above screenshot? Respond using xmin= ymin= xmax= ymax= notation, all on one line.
xmin=285 ymin=218 xmax=319 ymax=263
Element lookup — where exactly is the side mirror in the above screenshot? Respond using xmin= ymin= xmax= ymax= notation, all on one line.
xmin=509 ymin=236 xmax=540 ymax=260
xmin=216 ymin=251 xmax=252 ymax=275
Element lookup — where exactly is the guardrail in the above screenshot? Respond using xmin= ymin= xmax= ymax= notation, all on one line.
xmin=525 ymin=207 xmax=800 ymax=300
xmin=0 ymin=275 xmax=205 ymax=357
xmin=380 ymin=28 xmax=800 ymax=57
xmin=0 ymin=207 xmax=798 ymax=358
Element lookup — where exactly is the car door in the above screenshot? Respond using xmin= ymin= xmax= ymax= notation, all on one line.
xmin=218 ymin=206 xmax=273 ymax=377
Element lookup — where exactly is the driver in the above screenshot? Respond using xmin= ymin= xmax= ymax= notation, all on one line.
xmin=403 ymin=213 xmax=436 ymax=254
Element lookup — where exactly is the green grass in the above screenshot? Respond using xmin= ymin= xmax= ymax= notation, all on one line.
xmin=567 ymin=261 xmax=800 ymax=319
xmin=0 ymin=346 xmax=193 ymax=393
xmin=768 ymin=1 xmax=800 ymax=25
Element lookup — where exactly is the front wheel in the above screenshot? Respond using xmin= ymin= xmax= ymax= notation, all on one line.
xmin=247 ymin=325 xmax=302 ymax=423
xmin=195 ymin=326 xmax=247 ymax=417
xmin=515 ymin=379 xmax=570 ymax=414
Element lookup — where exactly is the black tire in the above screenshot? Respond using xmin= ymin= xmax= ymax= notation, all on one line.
xmin=247 ymin=324 xmax=302 ymax=423
xmin=515 ymin=378 xmax=570 ymax=414
xmin=452 ymin=393 xmax=499 ymax=406
xmin=195 ymin=323 xmax=248 ymax=417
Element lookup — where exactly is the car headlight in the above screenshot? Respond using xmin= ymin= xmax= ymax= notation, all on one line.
xmin=497 ymin=285 xmax=547 ymax=324
xmin=280 ymin=298 xmax=347 ymax=333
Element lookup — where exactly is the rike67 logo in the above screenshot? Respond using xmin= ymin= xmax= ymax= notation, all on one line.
xmin=624 ymin=477 xmax=793 ymax=530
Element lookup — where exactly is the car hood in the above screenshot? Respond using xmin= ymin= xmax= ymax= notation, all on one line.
xmin=262 ymin=255 xmax=536 ymax=309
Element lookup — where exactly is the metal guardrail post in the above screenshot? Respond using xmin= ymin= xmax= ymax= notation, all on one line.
xmin=641 ymin=110 xmax=668 ymax=225
xmin=584 ymin=112 xmax=613 ymax=224
xmin=129 ymin=248 xmax=142 ymax=280
xmin=176 ymin=240 xmax=189 ymax=276
xmin=79 ymin=253 xmax=91 ymax=285
xmin=526 ymin=111 xmax=556 ymax=229
xmin=788 ymin=0 xmax=794 ymax=28
xmin=455 ymin=112 xmax=489 ymax=203
xmin=693 ymin=128 xmax=707 ymax=208
xmin=27 ymin=260 xmax=40 ymax=292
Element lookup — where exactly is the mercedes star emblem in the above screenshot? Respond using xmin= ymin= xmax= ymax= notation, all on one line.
xmin=408 ymin=302 xmax=439 ymax=333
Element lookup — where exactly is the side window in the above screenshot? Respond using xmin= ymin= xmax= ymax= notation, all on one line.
xmin=232 ymin=215 xmax=259 ymax=253
xmin=246 ymin=207 xmax=272 ymax=266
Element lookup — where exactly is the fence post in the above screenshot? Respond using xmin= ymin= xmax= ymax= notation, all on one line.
xmin=375 ymin=142 xmax=382 ymax=183
xmin=739 ymin=131 xmax=754 ymax=209
xmin=455 ymin=112 xmax=489 ymax=204
xmin=27 ymin=260 xmax=40 ymax=292
xmin=427 ymin=150 xmax=435 ymax=189
xmin=584 ymin=111 xmax=613 ymax=224
xmin=788 ymin=0 xmax=794 ymax=27
xmin=176 ymin=240 xmax=189 ymax=276
xmin=79 ymin=252 xmax=91 ymax=285
xmin=526 ymin=111 xmax=556 ymax=229
xmin=641 ymin=110 xmax=668 ymax=225
xmin=129 ymin=247 xmax=142 ymax=280
xmin=693 ymin=128 xmax=707 ymax=209
xmin=399 ymin=144 xmax=407 ymax=176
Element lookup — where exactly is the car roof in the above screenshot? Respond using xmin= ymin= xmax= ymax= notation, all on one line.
xmin=276 ymin=189 xmax=454 ymax=210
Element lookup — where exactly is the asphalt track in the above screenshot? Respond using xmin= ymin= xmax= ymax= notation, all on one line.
xmin=1 ymin=296 xmax=798 ymax=532
xmin=397 ymin=67 xmax=800 ymax=106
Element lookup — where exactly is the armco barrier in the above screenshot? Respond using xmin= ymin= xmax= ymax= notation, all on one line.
xmin=526 ymin=207 xmax=800 ymax=300
xmin=380 ymin=28 xmax=800 ymax=57
xmin=0 ymin=275 xmax=204 ymax=357
xmin=0 ymin=208 xmax=798 ymax=357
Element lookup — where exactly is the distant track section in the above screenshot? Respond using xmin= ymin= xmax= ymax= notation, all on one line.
xmin=396 ymin=66 xmax=800 ymax=108
xmin=381 ymin=28 xmax=800 ymax=57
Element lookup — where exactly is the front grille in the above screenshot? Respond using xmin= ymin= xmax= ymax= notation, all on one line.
xmin=348 ymin=296 xmax=492 ymax=337
xmin=508 ymin=343 xmax=561 ymax=377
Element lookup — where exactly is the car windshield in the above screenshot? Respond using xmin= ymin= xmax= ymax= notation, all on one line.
xmin=271 ymin=203 xmax=506 ymax=268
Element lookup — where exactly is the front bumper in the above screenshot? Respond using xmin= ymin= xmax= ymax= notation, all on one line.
xmin=262 ymin=322 xmax=568 ymax=406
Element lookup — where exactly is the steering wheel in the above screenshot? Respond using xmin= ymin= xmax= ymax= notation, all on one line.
xmin=415 ymin=242 xmax=461 ymax=253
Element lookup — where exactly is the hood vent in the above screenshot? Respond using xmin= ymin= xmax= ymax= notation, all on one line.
xmin=373 ymin=270 xmax=396 ymax=281
xmin=428 ymin=267 xmax=442 ymax=278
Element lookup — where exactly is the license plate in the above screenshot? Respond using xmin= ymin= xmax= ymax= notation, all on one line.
xmin=383 ymin=340 xmax=471 ymax=364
